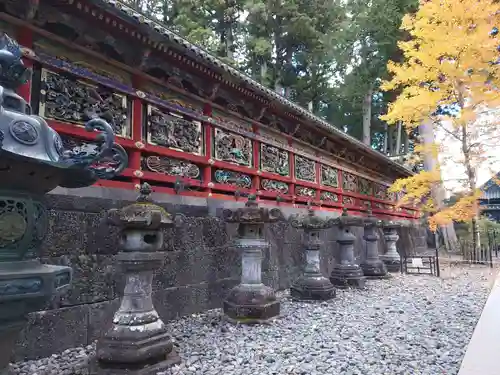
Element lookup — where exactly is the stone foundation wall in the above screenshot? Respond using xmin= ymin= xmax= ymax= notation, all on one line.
xmin=13 ymin=186 xmax=424 ymax=361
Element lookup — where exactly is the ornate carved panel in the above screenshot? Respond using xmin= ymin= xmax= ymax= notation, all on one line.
xmin=34 ymin=38 xmax=132 ymax=85
xmin=342 ymin=172 xmax=358 ymax=193
xmin=374 ymin=184 xmax=387 ymax=200
xmin=142 ymin=155 xmax=200 ymax=179
xmin=342 ymin=196 xmax=355 ymax=205
xmin=258 ymin=129 xmax=288 ymax=147
xmin=295 ymin=156 xmax=316 ymax=182
xmin=362 ymin=200 xmax=372 ymax=208
xmin=321 ymin=165 xmax=338 ymax=188
xmin=374 ymin=202 xmax=384 ymax=209
xmin=387 ymin=189 xmax=397 ymax=201
xmin=359 ymin=178 xmax=373 ymax=196
xmin=146 ymin=105 xmax=203 ymax=155
xmin=296 ymin=186 xmax=316 ymax=198
xmin=261 ymin=179 xmax=289 ymax=194
xmin=39 ymin=69 xmax=131 ymax=137
xmin=213 ymin=128 xmax=252 ymax=166
xmin=214 ymin=169 xmax=252 ymax=188
xmin=144 ymin=82 xmax=204 ymax=115
xmin=260 ymin=144 xmax=289 ymax=176
xmin=320 ymin=191 xmax=339 ymax=202
xmin=212 ymin=110 xmax=252 ymax=133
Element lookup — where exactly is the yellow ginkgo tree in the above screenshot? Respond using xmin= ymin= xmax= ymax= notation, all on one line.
xmin=380 ymin=0 xmax=500 ymax=252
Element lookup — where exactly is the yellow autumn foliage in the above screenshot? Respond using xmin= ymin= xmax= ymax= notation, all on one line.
xmin=380 ymin=0 xmax=500 ymax=231
xmin=381 ymin=0 xmax=500 ymax=130
xmin=428 ymin=190 xmax=482 ymax=231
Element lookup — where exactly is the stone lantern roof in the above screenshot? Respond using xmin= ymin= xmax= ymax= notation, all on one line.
xmin=107 ymin=183 xmax=173 ymax=230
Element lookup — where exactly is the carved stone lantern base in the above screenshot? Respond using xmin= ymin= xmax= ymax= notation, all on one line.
xmin=91 ymin=351 xmax=181 ymax=375
xmin=380 ymin=258 xmax=401 ymax=273
xmin=360 ymin=260 xmax=390 ymax=278
xmin=329 ymin=264 xmax=366 ymax=289
xmin=223 ymin=284 xmax=280 ymax=324
xmin=290 ymin=275 xmax=336 ymax=301
xmin=93 ymin=253 xmax=181 ymax=375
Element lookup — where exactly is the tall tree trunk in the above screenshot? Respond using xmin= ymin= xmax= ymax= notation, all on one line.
xmin=260 ymin=60 xmax=267 ymax=83
xmin=420 ymin=118 xmax=458 ymax=251
xmin=461 ymin=122 xmax=480 ymax=254
xmin=395 ymin=122 xmax=402 ymax=155
xmin=383 ymin=123 xmax=389 ymax=155
xmin=403 ymin=129 xmax=409 ymax=154
xmin=362 ymin=88 xmax=373 ymax=146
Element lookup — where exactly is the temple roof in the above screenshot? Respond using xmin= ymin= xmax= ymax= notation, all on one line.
xmin=95 ymin=0 xmax=412 ymax=176
xmin=480 ymin=172 xmax=500 ymax=199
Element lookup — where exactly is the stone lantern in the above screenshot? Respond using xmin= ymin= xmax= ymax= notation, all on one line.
xmin=0 ymin=33 xmax=127 ymax=374
xmin=329 ymin=209 xmax=366 ymax=289
xmin=222 ymin=194 xmax=283 ymax=323
xmin=94 ymin=183 xmax=180 ymax=374
xmin=289 ymin=203 xmax=335 ymax=300
xmin=359 ymin=209 xmax=388 ymax=278
xmin=381 ymin=221 xmax=401 ymax=272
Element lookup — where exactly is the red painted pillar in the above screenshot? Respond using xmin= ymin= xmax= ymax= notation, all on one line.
xmin=338 ymin=169 xmax=344 ymax=208
xmin=252 ymin=124 xmax=260 ymax=196
xmin=16 ymin=26 xmax=33 ymax=104
xmin=203 ymin=103 xmax=213 ymax=194
xmin=288 ymin=137 xmax=295 ymax=204
xmin=130 ymin=76 xmax=144 ymax=186
xmin=315 ymin=152 xmax=321 ymax=202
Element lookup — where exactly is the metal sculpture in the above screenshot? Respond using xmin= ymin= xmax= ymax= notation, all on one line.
xmin=0 ymin=32 xmax=127 ymax=374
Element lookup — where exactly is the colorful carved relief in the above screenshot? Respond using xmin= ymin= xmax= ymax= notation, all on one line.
xmin=296 ymin=186 xmax=316 ymax=197
xmin=342 ymin=172 xmax=358 ymax=192
xmin=362 ymin=200 xmax=372 ymax=208
xmin=260 ymin=144 xmax=289 ymax=176
xmin=387 ymin=189 xmax=397 ymax=201
xmin=321 ymin=165 xmax=338 ymax=188
xmin=147 ymin=106 xmax=202 ymax=154
xmin=143 ymin=155 xmax=200 ymax=179
xmin=374 ymin=202 xmax=384 ymax=209
xmin=295 ymin=156 xmax=316 ymax=182
xmin=213 ymin=128 xmax=252 ymax=166
xmin=214 ymin=169 xmax=252 ymax=188
xmin=343 ymin=196 xmax=355 ymax=205
xmin=359 ymin=178 xmax=373 ymax=196
xmin=261 ymin=179 xmax=289 ymax=194
xmin=320 ymin=191 xmax=339 ymax=202
xmin=39 ymin=69 xmax=130 ymax=137
xmin=374 ymin=184 xmax=387 ymax=200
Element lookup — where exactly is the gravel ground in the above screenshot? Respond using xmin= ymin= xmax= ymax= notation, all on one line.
xmin=10 ymin=268 xmax=494 ymax=375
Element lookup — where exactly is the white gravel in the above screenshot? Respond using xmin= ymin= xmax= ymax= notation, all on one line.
xmin=11 ymin=270 xmax=493 ymax=375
